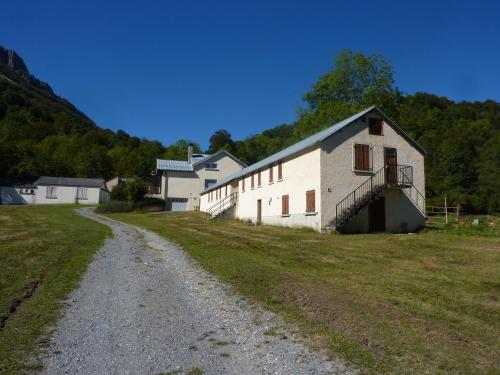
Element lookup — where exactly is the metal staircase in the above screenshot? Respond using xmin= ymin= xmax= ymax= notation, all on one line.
xmin=333 ymin=164 xmax=424 ymax=231
xmin=206 ymin=192 xmax=238 ymax=219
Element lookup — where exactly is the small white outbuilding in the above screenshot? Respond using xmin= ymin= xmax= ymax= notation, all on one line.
xmin=32 ymin=176 xmax=109 ymax=205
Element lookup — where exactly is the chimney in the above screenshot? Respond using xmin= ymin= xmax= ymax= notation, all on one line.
xmin=187 ymin=144 xmax=193 ymax=164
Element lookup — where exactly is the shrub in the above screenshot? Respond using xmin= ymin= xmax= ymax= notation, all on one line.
xmin=125 ymin=180 xmax=146 ymax=202
xmin=109 ymin=179 xmax=146 ymax=203
xmin=95 ymin=200 xmax=134 ymax=213
xmin=135 ymin=198 xmax=165 ymax=211
xmin=110 ymin=183 xmax=128 ymax=201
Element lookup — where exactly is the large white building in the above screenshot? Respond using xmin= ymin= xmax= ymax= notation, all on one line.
xmin=200 ymin=106 xmax=426 ymax=233
xmin=150 ymin=146 xmax=246 ymax=211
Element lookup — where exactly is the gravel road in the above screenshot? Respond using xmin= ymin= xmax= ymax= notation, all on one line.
xmin=40 ymin=208 xmax=353 ymax=375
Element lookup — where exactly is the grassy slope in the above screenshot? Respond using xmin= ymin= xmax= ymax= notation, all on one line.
xmin=0 ymin=206 xmax=110 ymax=374
xmin=106 ymin=211 xmax=500 ymax=374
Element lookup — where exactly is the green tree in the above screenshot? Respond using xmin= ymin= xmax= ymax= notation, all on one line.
xmin=163 ymin=139 xmax=202 ymax=160
xmin=208 ymin=129 xmax=235 ymax=154
xmin=124 ymin=179 xmax=146 ymax=202
xmin=303 ymin=50 xmax=399 ymax=110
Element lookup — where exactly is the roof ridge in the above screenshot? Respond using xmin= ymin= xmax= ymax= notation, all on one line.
xmin=201 ymin=105 xmax=430 ymax=194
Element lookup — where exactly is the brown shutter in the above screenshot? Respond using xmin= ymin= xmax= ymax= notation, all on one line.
xmin=258 ymin=170 xmax=261 ymax=186
xmin=354 ymin=144 xmax=363 ymax=170
xmin=363 ymin=145 xmax=370 ymax=170
xmin=251 ymin=173 xmax=254 ymax=188
xmin=242 ymin=177 xmax=245 ymax=192
xmin=225 ymin=185 xmax=228 ymax=196
xmin=282 ymin=195 xmax=289 ymax=215
xmin=269 ymin=165 xmax=273 ymax=182
xmin=306 ymin=190 xmax=315 ymax=212
xmin=278 ymin=161 xmax=283 ymax=180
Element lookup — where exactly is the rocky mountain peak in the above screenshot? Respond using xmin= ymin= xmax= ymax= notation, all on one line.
xmin=0 ymin=46 xmax=29 ymax=74
xmin=0 ymin=45 xmax=54 ymax=95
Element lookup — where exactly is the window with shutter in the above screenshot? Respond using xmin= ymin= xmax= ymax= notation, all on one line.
xmin=306 ymin=190 xmax=315 ymax=213
xmin=278 ymin=161 xmax=283 ymax=180
xmin=269 ymin=165 xmax=273 ymax=183
xmin=282 ymin=195 xmax=289 ymax=215
xmin=354 ymin=144 xmax=371 ymax=171
xmin=251 ymin=173 xmax=254 ymax=189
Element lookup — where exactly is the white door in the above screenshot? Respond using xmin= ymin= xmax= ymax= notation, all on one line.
xmin=168 ymin=198 xmax=188 ymax=211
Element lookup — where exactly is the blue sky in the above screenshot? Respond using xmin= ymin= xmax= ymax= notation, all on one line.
xmin=1 ymin=0 xmax=499 ymax=149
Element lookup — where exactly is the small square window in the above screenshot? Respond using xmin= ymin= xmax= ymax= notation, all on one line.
xmin=369 ymin=119 xmax=383 ymax=135
xmin=205 ymin=163 xmax=218 ymax=169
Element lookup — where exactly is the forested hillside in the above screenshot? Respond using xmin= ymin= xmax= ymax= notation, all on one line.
xmin=1 ymin=47 xmax=498 ymax=212
xmin=212 ymin=52 xmax=500 ymax=213
xmin=0 ymin=46 xmax=168 ymax=179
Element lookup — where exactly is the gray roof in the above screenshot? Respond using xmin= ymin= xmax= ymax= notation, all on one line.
xmin=34 ymin=176 xmax=105 ymax=188
xmin=156 ymin=150 xmax=246 ymax=172
xmin=156 ymin=159 xmax=196 ymax=171
xmin=202 ymin=106 xmax=426 ymax=194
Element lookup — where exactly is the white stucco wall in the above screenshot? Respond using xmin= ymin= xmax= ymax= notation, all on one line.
xmin=230 ymin=147 xmax=322 ymax=231
xmin=200 ymin=180 xmax=238 ymax=213
xmin=34 ymin=186 xmax=104 ymax=205
xmin=17 ymin=189 xmax=37 ymax=204
xmin=162 ymin=153 xmax=244 ymax=210
xmin=320 ymin=116 xmax=425 ymax=232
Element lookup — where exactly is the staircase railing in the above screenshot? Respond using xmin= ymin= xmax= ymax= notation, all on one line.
xmin=335 ymin=164 xmax=414 ymax=229
xmin=206 ymin=192 xmax=238 ymax=219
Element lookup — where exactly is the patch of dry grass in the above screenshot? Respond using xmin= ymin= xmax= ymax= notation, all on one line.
xmin=105 ymin=211 xmax=500 ymax=374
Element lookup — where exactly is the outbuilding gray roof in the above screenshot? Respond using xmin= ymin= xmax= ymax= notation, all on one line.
xmin=34 ymin=176 xmax=105 ymax=188
xmin=202 ymin=106 xmax=426 ymax=194
xmin=156 ymin=150 xmax=246 ymax=172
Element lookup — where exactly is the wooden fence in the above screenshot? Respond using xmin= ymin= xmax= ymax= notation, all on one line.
xmin=426 ymin=200 xmax=461 ymax=225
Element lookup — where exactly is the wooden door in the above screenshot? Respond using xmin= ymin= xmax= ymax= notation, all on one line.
xmin=385 ymin=148 xmax=397 ymax=185
xmin=257 ymin=199 xmax=262 ymax=225
xmin=369 ymin=197 xmax=385 ymax=232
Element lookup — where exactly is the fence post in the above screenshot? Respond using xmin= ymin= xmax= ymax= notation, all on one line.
xmin=444 ymin=196 xmax=448 ymax=224
xmin=456 ymin=204 xmax=460 ymax=223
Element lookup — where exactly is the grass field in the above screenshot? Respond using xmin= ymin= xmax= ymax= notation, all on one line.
xmin=0 ymin=206 xmax=110 ymax=374
xmin=106 ymin=211 xmax=500 ymax=374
